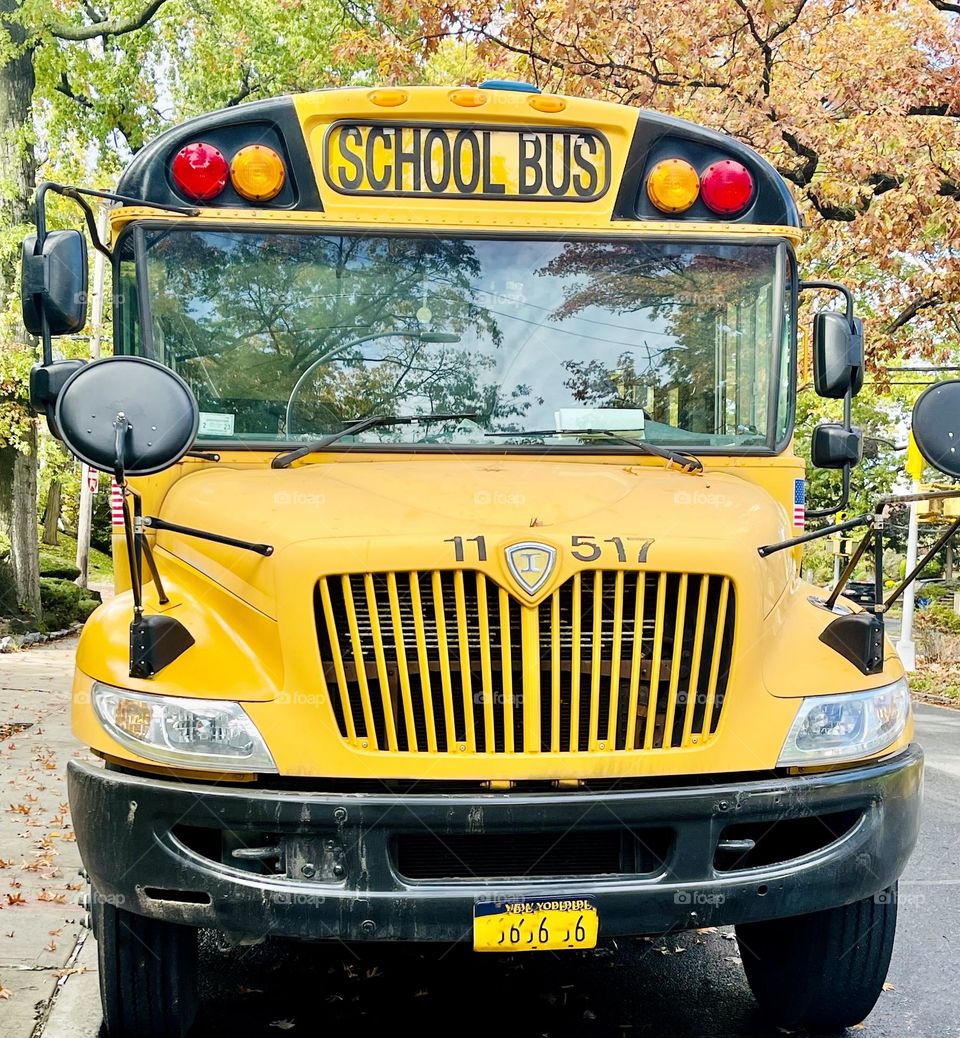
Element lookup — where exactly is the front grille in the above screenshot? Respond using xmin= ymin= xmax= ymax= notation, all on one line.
xmin=314 ymin=570 xmax=735 ymax=754
xmin=393 ymin=828 xmax=671 ymax=880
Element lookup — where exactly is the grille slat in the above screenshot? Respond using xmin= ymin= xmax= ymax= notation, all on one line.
xmin=315 ymin=569 xmax=735 ymax=755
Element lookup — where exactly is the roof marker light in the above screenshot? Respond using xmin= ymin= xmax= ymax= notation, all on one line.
xmin=700 ymin=160 xmax=754 ymax=216
xmin=449 ymin=88 xmax=487 ymax=108
xmin=230 ymin=144 xmax=286 ymax=202
xmin=529 ymin=95 xmax=566 ymax=113
xmin=368 ymin=89 xmax=408 ymax=107
xmin=646 ymin=158 xmax=700 ymax=214
xmin=171 ymin=142 xmax=228 ymax=201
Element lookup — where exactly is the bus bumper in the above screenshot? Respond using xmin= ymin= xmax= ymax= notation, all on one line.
xmin=68 ymin=745 xmax=922 ymax=942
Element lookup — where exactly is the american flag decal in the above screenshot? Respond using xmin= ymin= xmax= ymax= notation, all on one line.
xmin=793 ymin=478 xmax=806 ymax=527
xmin=110 ymin=480 xmax=125 ymax=527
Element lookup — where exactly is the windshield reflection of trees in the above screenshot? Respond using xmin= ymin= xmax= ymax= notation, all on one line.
xmin=146 ymin=233 xmax=773 ymax=444
xmin=147 ymin=232 xmax=533 ymax=437
xmin=540 ymin=241 xmax=773 ymax=441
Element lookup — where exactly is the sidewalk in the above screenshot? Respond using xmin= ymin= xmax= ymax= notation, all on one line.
xmin=0 ymin=636 xmax=99 ymax=1037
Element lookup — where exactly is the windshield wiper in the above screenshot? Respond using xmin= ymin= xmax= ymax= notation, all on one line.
xmin=485 ymin=428 xmax=703 ymax=473
xmin=271 ymin=413 xmax=478 ymax=468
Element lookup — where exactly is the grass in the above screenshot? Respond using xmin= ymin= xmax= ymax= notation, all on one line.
xmin=910 ymin=661 xmax=960 ymax=703
xmin=38 ymin=531 xmax=113 ymax=583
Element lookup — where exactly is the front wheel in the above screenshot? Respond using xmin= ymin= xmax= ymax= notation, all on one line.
xmin=93 ymin=890 xmax=199 ymax=1038
xmin=736 ymin=885 xmax=898 ymax=1032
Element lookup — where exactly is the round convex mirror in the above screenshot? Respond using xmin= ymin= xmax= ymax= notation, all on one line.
xmin=912 ymin=379 xmax=960 ymax=479
xmin=55 ymin=356 xmax=199 ymax=476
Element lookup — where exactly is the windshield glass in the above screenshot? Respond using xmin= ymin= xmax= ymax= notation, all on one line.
xmin=124 ymin=230 xmax=789 ymax=450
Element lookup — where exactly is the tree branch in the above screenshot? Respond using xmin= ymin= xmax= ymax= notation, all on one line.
xmin=929 ymin=1 xmax=960 ymax=13
xmin=48 ymin=0 xmax=170 ymax=41
xmin=886 ymin=294 xmax=942 ymax=334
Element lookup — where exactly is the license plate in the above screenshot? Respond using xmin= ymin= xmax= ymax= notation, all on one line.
xmin=473 ymin=896 xmax=599 ymax=952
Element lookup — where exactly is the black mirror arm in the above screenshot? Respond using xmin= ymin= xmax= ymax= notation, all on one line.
xmin=883 ymin=513 xmax=960 ymax=612
xmin=758 ymin=510 xmax=873 ymax=557
xmin=798 ymin=279 xmax=856 ymax=330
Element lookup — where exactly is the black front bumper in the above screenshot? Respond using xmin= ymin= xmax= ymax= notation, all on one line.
xmin=68 ymin=745 xmax=923 ymax=942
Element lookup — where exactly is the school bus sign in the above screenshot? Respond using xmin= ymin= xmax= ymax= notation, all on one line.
xmin=323 ymin=123 xmax=611 ymax=200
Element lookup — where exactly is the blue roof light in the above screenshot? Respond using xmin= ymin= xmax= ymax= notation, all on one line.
xmin=479 ymin=80 xmax=541 ymax=94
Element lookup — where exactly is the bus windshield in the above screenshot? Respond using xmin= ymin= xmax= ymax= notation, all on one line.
xmin=121 ymin=229 xmax=790 ymax=451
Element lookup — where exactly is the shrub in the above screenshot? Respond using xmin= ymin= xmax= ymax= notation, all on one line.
xmin=39 ymin=577 xmax=100 ymax=631
xmin=915 ymin=602 xmax=960 ymax=662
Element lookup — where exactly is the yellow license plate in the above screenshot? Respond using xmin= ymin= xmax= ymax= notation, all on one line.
xmin=473 ymin=897 xmax=599 ymax=952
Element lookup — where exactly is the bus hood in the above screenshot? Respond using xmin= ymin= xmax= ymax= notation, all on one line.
xmin=152 ymin=458 xmax=795 ymax=621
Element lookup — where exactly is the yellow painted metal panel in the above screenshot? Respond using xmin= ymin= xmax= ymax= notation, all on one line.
xmin=431 ymin=572 xmax=457 ymax=749
xmin=681 ymin=577 xmax=711 ymax=747
xmin=499 ymin=588 xmax=515 ymax=754
xmin=341 ymin=575 xmax=378 ymax=746
xmin=385 ymin=572 xmax=417 ymax=750
xmin=606 ymin=571 xmax=625 ymax=747
xmin=643 ymin=573 xmax=668 ymax=750
xmin=588 ymin=572 xmax=604 ymax=751
xmin=569 ymin=573 xmax=582 ymax=752
xmin=550 ymin=591 xmax=562 ymax=753
xmin=363 ymin=574 xmax=398 ymax=751
xmin=317 ymin=577 xmax=356 ymax=743
xmin=624 ymin=572 xmax=647 ymax=751
xmin=408 ymin=573 xmax=438 ymax=752
xmin=521 ymin=605 xmax=541 ymax=753
xmin=475 ymin=574 xmax=496 ymax=753
xmin=453 ymin=570 xmax=477 ymax=752
xmin=703 ymin=578 xmax=732 ymax=738
xmin=662 ymin=574 xmax=688 ymax=749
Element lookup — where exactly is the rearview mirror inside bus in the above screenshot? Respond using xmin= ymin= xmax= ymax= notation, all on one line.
xmin=911 ymin=379 xmax=960 ymax=479
xmin=811 ymin=423 xmax=863 ymax=469
xmin=20 ymin=229 xmax=88 ymax=336
xmin=813 ymin=311 xmax=864 ymax=399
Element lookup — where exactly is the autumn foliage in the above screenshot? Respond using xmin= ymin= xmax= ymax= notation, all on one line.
xmin=340 ymin=0 xmax=960 ymax=364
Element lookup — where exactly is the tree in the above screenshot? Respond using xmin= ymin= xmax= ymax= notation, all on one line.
xmin=0 ymin=0 xmax=368 ymax=618
xmin=341 ymin=0 xmax=960 ymax=362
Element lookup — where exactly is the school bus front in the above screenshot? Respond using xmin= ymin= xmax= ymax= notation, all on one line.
xmin=44 ymin=84 xmax=921 ymax=1037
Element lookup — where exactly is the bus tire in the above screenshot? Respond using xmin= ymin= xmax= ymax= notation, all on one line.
xmin=94 ymin=891 xmax=199 ymax=1038
xmin=736 ymin=885 xmax=898 ymax=1031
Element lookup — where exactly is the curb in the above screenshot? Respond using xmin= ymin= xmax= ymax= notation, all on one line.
xmin=0 ymin=624 xmax=81 ymax=653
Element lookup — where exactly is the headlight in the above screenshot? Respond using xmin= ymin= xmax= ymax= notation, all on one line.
xmin=778 ymin=678 xmax=910 ymax=767
xmin=92 ymin=682 xmax=276 ymax=772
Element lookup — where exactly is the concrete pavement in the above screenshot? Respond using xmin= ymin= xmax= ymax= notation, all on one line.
xmin=2 ymin=636 xmax=958 ymax=1037
xmin=0 ymin=637 xmax=91 ymax=1037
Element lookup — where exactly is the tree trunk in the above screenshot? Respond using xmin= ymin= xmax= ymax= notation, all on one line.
xmin=42 ymin=479 xmax=61 ymax=546
xmin=0 ymin=0 xmax=41 ymax=617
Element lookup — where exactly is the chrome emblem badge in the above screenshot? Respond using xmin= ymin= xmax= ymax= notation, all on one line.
xmin=504 ymin=541 xmax=557 ymax=596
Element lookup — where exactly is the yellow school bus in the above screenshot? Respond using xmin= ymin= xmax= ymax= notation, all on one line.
xmin=25 ymin=82 xmax=923 ymax=1037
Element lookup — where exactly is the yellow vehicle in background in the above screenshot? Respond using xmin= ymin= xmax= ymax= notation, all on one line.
xmin=22 ymin=82 xmax=933 ymax=1038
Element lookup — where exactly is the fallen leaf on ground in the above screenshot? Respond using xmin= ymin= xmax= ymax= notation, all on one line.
xmin=882 ymin=981 xmax=895 ymax=992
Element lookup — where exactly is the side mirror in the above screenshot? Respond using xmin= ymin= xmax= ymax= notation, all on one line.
xmin=912 ymin=380 xmax=960 ymax=479
xmin=55 ymin=356 xmax=198 ymax=478
xmin=21 ymin=230 xmax=88 ymax=336
xmin=811 ymin=423 xmax=863 ymax=469
xmin=813 ymin=312 xmax=863 ymax=399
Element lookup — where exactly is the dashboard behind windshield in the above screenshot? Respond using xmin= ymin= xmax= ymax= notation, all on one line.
xmin=116 ymin=229 xmax=792 ymax=452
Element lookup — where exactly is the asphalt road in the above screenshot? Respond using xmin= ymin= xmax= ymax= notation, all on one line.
xmin=173 ymin=705 xmax=958 ymax=1038
xmin=36 ymin=703 xmax=958 ymax=1038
